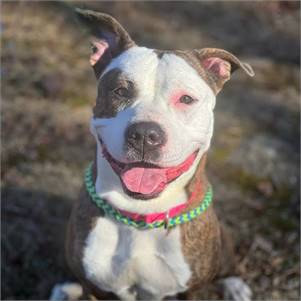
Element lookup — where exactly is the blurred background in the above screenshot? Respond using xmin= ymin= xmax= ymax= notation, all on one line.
xmin=1 ymin=1 xmax=300 ymax=300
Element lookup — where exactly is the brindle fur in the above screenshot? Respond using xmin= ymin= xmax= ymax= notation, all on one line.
xmin=180 ymin=155 xmax=237 ymax=297
xmin=66 ymin=157 xmax=237 ymax=300
xmin=66 ymin=163 xmax=119 ymax=299
xmin=76 ymin=9 xmax=135 ymax=78
xmin=93 ymin=68 xmax=137 ymax=118
xmin=67 ymin=9 xmax=252 ymax=300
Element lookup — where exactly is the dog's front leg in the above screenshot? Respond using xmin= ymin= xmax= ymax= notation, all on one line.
xmin=217 ymin=225 xmax=253 ymax=301
xmin=50 ymin=282 xmax=83 ymax=300
xmin=219 ymin=276 xmax=252 ymax=301
xmin=116 ymin=287 xmax=137 ymax=301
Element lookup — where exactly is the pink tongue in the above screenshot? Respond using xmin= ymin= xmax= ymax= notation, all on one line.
xmin=121 ymin=167 xmax=167 ymax=195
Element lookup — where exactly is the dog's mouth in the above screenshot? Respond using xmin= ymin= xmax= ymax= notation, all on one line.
xmin=101 ymin=143 xmax=198 ymax=199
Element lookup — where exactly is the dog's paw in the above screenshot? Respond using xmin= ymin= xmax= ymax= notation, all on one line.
xmin=220 ymin=277 xmax=252 ymax=301
xmin=50 ymin=282 xmax=83 ymax=300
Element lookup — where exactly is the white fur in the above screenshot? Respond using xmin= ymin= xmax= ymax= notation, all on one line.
xmin=83 ymin=217 xmax=191 ymax=300
xmin=96 ymin=46 xmax=215 ymax=166
xmin=221 ymin=277 xmax=252 ymax=301
xmin=50 ymin=283 xmax=83 ymax=300
xmin=83 ymin=46 xmax=216 ymax=299
xmin=91 ymin=119 xmax=202 ymax=214
xmin=90 ymin=46 xmax=216 ymax=213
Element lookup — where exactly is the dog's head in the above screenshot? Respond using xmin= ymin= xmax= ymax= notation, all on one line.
xmin=77 ymin=9 xmax=254 ymax=202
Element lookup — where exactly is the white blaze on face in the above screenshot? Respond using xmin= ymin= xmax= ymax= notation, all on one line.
xmin=92 ymin=46 xmax=216 ymax=166
xmin=91 ymin=46 xmax=216 ymax=211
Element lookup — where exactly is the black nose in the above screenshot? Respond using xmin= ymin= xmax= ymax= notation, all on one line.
xmin=125 ymin=122 xmax=166 ymax=153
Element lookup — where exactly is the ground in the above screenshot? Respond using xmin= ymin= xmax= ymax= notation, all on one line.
xmin=1 ymin=1 xmax=300 ymax=300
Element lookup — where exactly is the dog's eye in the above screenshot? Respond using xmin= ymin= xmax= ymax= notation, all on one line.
xmin=114 ymin=87 xmax=129 ymax=98
xmin=179 ymin=95 xmax=196 ymax=104
xmin=90 ymin=43 xmax=98 ymax=54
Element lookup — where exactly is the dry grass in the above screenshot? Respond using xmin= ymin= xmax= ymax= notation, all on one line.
xmin=1 ymin=1 xmax=300 ymax=300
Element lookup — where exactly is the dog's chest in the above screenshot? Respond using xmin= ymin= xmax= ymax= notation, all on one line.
xmin=82 ymin=217 xmax=191 ymax=299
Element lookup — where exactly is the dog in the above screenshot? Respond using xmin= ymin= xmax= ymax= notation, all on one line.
xmin=53 ymin=8 xmax=255 ymax=301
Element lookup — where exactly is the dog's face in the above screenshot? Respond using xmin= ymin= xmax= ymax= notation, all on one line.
xmin=78 ymin=9 xmax=254 ymax=201
xmin=92 ymin=48 xmax=216 ymax=200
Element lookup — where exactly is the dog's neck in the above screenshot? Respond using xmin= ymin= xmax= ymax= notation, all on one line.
xmin=182 ymin=153 xmax=209 ymax=213
xmin=93 ymin=138 xmax=209 ymax=215
xmin=118 ymin=154 xmax=209 ymax=224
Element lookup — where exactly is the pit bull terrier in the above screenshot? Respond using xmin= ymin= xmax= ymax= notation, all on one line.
xmin=53 ymin=8 xmax=255 ymax=301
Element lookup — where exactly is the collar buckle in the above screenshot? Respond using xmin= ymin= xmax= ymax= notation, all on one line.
xmin=164 ymin=210 xmax=170 ymax=229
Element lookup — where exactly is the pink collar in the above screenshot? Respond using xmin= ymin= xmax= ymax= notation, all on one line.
xmin=119 ymin=190 xmax=197 ymax=224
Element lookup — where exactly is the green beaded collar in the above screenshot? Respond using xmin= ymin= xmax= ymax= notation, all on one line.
xmin=85 ymin=163 xmax=213 ymax=229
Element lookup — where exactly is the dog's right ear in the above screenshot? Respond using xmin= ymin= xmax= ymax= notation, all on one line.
xmin=76 ymin=8 xmax=135 ymax=78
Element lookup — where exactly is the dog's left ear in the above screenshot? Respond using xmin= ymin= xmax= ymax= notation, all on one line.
xmin=195 ymin=48 xmax=254 ymax=94
xmin=76 ymin=8 xmax=135 ymax=78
